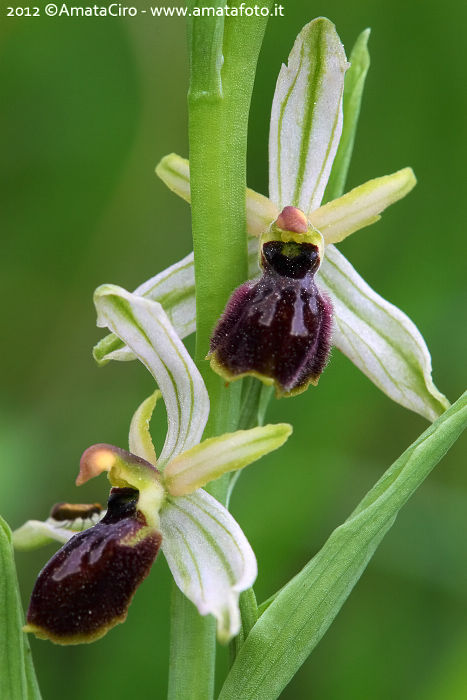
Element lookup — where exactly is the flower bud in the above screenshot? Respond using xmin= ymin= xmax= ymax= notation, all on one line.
xmin=24 ymin=487 xmax=162 ymax=644
xmin=208 ymin=208 xmax=332 ymax=397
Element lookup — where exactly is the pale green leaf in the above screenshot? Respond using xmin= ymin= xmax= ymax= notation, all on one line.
xmin=0 ymin=516 xmax=42 ymax=699
xmin=94 ymin=285 xmax=209 ymax=464
xmin=164 ymin=423 xmax=292 ymax=497
xmin=268 ymin=17 xmax=349 ymax=213
xmin=312 ymin=168 xmax=416 ymax=245
xmin=129 ymin=390 xmax=161 ymax=464
xmin=160 ymin=489 xmax=257 ymax=644
xmin=219 ymin=390 xmax=467 ymax=700
xmin=317 ymin=245 xmax=449 ymax=421
xmin=323 ymin=28 xmax=371 ymax=203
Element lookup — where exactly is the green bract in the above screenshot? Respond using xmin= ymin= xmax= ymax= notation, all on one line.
xmin=94 ymin=18 xmax=448 ymax=422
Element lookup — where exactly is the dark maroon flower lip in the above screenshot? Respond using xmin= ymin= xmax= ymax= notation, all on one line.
xmin=208 ymin=237 xmax=332 ymax=398
xmin=24 ymin=487 xmax=162 ymax=645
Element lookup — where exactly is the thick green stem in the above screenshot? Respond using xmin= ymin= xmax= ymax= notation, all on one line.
xmin=168 ymin=586 xmax=216 ymax=700
xmin=167 ymin=4 xmax=271 ymax=699
xmin=188 ymin=2 xmax=272 ymax=443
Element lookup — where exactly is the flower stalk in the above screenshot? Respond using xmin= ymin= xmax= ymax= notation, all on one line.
xmin=170 ymin=4 xmax=272 ymax=697
xmin=188 ymin=0 xmax=272 ymax=453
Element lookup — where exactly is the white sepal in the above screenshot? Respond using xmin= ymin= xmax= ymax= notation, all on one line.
xmin=134 ymin=253 xmax=197 ymax=339
xmin=317 ymin=245 xmax=450 ymax=421
xmin=93 ymin=252 xmax=196 ymax=365
xmin=160 ymin=489 xmax=257 ymax=643
xmin=269 ymin=18 xmax=349 ymax=213
xmin=94 ymin=285 xmax=209 ymax=464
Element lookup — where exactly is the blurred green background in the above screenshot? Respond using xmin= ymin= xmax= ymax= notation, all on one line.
xmin=1 ymin=1 xmax=467 ymax=698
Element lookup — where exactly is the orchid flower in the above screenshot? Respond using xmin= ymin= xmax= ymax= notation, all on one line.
xmin=93 ymin=18 xmax=448 ymax=422
xmin=14 ymin=286 xmax=291 ymax=645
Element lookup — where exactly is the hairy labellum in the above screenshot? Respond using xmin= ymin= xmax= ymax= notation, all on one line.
xmin=24 ymin=487 xmax=161 ymax=645
xmin=209 ymin=239 xmax=332 ymax=397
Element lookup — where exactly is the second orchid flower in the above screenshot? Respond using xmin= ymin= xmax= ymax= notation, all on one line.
xmin=16 ymin=287 xmax=291 ymax=645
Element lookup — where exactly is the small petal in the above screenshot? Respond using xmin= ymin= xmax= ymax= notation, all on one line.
xmin=160 ymin=489 xmax=257 ymax=643
xmin=268 ymin=18 xmax=349 ymax=213
xmin=317 ymin=245 xmax=450 ymax=421
xmin=129 ymin=391 xmax=161 ymax=464
xmin=247 ymin=188 xmax=280 ymax=238
xmin=94 ymin=285 xmax=209 ymax=464
xmin=92 ymin=239 xmax=260 ymax=366
xmin=24 ymin=488 xmax=162 ymax=645
xmin=164 ymin=423 xmax=292 ymax=497
xmin=156 ymin=153 xmax=278 ymax=238
xmin=155 ymin=152 xmax=191 ymax=204
xmin=311 ymin=168 xmax=417 ymax=245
